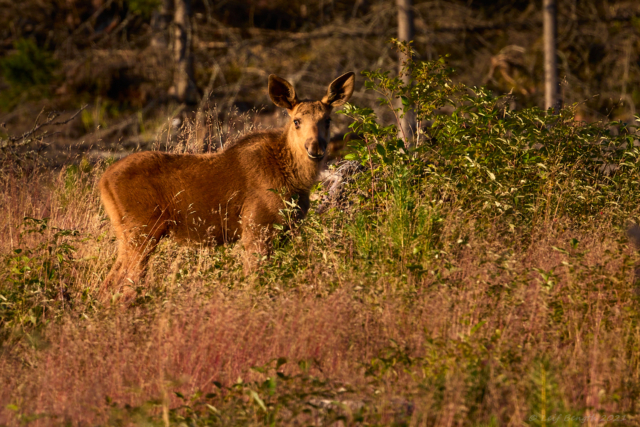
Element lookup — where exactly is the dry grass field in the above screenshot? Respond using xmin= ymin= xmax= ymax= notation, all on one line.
xmin=1 ymin=50 xmax=640 ymax=426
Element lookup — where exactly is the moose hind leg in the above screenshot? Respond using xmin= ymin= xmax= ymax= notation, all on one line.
xmin=101 ymin=243 xmax=148 ymax=301
xmin=101 ymin=224 xmax=166 ymax=300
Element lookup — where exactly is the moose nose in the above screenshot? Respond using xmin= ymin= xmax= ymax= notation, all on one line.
xmin=305 ymin=138 xmax=325 ymax=160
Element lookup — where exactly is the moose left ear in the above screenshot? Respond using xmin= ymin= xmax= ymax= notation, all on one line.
xmin=322 ymin=72 xmax=355 ymax=108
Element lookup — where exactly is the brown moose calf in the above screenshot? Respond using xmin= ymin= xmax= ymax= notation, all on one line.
xmin=99 ymin=72 xmax=355 ymax=292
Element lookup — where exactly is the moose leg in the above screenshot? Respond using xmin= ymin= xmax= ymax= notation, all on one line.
xmin=240 ymin=216 xmax=276 ymax=273
xmin=101 ymin=222 xmax=167 ymax=301
xmin=240 ymin=226 xmax=268 ymax=273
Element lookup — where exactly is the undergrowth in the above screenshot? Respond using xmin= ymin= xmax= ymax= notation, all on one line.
xmin=1 ymin=42 xmax=640 ymax=426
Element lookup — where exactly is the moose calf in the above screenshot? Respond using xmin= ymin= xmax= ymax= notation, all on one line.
xmin=99 ymin=72 xmax=355 ymax=293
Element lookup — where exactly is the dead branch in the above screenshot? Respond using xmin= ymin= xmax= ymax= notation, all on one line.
xmin=63 ymin=0 xmax=116 ymax=44
xmin=1 ymin=105 xmax=88 ymax=149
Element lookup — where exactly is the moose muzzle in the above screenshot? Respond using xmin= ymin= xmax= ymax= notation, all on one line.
xmin=305 ymin=138 xmax=327 ymax=161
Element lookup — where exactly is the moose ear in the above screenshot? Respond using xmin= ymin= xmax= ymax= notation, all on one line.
xmin=322 ymin=72 xmax=355 ymax=108
xmin=268 ymin=75 xmax=299 ymax=110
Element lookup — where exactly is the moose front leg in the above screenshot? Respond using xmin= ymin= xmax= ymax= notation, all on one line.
xmin=240 ymin=220 xmax=276 ymax=273
xmin=239 ymin=200 xmax=281 ymax=273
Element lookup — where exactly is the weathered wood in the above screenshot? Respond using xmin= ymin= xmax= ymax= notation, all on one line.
xmin=543 ymin=0 xmax=559 ymax=111
xmin=172 ymin=0 xmax=198 ymax=104
xmin=397 ymin=0 xmax=415 ymax=144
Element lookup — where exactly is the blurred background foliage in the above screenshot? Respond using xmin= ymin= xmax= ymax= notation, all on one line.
xmin=0 ymin=0 xmax=639 ymax=140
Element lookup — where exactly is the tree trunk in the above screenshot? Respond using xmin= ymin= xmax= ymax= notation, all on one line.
xmin=150 ymin=0 xmax=173 ymax=48
xmin=397 ymin=0 xmax=415 ymax=144
xmin=543 ymin=0 xmax=558 ymax=111
xmin=173 ymin=0 xmax=197 ymax=104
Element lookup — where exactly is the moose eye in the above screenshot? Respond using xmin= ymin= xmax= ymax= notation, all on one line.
xmin=293 ymin=119 xmax=301 ymax=128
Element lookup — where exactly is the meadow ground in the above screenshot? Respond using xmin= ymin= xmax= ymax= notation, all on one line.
xmin=1 ymin=54 xmax=640 ymax=426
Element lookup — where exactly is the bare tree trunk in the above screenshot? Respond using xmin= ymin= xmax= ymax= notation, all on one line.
xmin=150 ymin=0 xmax=172 ymax=48
xmin=397 ymin=0 xmax=415 ymax=144
xmin=543 ymin=0 xmax=559 ymax=111
xmin=172 ymin=0 xmax=197 ymax=104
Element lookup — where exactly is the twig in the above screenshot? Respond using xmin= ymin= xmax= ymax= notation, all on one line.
xmin=96 ymin=98 xmax=162 ymax=140
xmin=62 ymin=0 xmax=116 ymax=44
xmin=3 ymin=105 xmax=88 ymax=147
xmin=199 ymin=63 xmax=221 ymax=112
xmin=95 ymin=12 xmax=133 ymax=48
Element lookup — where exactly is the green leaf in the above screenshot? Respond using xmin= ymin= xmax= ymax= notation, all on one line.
xmin=470 ymin=320 xmax=486 ymax=335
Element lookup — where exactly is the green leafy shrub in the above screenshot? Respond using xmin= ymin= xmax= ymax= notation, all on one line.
xmin=340 ymin=41 xmax=640 ymax=237
xmin=0 ymin=218 xmax=79 ymax=345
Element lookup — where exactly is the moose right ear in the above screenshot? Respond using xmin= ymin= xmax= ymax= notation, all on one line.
xmin=268 ymin=75 xmax=299 ymax=110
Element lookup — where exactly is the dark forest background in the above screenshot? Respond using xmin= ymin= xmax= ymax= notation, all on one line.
xmin=0 ymin=0 xmax=639 ymax=161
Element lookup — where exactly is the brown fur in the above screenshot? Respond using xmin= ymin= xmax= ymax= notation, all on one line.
xmin=99 ymin=72 xmax=355 ymax=296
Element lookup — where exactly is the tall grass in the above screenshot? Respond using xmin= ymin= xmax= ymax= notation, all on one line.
xmin=1 ymin=44 xmax=640 ymax=426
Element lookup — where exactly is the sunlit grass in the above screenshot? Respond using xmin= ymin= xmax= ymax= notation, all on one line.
xmin=1 ymin=49 xmax=640 ymax=426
